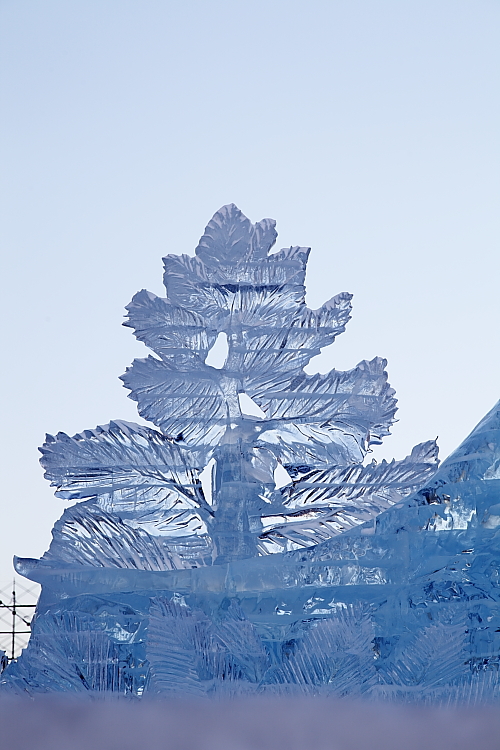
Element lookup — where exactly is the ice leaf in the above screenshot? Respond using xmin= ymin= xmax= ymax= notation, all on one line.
xmin=255 ymin=358 xmax=396 ymax=431
xmin=281 ymin=440 xmax=439 ymax=509
xmin=124 ymin=289 xmax=216 ymax=362
xmin=121 ymin=357 xmax=231 ymax=445
xmin=163 ymin=254 xmax=309 ymax=329
xmin=147 ymin=597 xmax=210 ymax=695
xmin=43 ymin=501 xmax=177 ymax=569
xmin=41 ymin=500 xmax=214 ymax=569
xmin=240 ymin=292 xmax=352 ymax=387
xmin=195 ymin=203 xmax=254 ymax=267
xmin=163 ymin=253 xmax=226 ymax=322
xmin=40 ymin=420 xmax=208 ymax=505
xmin=147 ymin=596 xmax=269 ymax=694
xmin=267 ymin=604 xmax=376 ymax=694
xmin=250 ymin=216 xmax=278 ymax=260
xmin=255 ymin=358 xmax=397 ymax=471
xmin=257 ymin=441 xmax=439 ymax=552
xmin=194 ymin=203 xmax=278 ymax=268
xmin=378 ymin=619 xmax=468 ymax=689
xmin=257 ymin=422 xmax=367 ymax=470
xmin=3 ymin=610 xmax=135 ymax=694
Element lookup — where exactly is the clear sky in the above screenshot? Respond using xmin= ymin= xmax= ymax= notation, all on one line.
xmin=0 ymin=0 xmax=499 ymax=584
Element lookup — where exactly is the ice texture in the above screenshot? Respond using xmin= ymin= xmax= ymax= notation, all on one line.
xmin=2 ymin=205 xmax=499 ymax=702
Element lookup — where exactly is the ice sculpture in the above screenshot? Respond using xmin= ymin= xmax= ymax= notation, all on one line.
xmin=1 ymin=205 xmax=499 ymax=702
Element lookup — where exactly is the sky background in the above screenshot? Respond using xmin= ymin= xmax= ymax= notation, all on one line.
xmin=0 ymin=0 xmax=499 ymax=585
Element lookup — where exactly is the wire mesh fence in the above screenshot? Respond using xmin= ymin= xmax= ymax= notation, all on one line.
xmin=0 ymin=578 xmax=39 ymax=662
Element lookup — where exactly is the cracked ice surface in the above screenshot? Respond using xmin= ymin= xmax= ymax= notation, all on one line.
xmin=2 ymin=205 xmax=499 ymax=702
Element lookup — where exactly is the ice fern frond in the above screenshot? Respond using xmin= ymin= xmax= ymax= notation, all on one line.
xmin=146 ymin=595 xmax=270 ymax=695
xmin=377 ymin=618 xmax=469 ymax=690
xmin=266 ymin=604 xmax=377 ymax=695
xmin=257 ymin=441 xmax=439 ymax=552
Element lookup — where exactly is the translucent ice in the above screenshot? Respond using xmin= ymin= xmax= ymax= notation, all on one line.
xmin=2 ymin=205 xmax=499 ymax=702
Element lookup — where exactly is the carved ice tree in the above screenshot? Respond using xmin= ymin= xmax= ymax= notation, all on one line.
xmin=39 ymin=205 xmax=438 ymax=571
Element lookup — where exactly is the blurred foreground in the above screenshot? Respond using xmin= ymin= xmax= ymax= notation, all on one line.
xmin=0 ymin=697 xmax=499 ymax=750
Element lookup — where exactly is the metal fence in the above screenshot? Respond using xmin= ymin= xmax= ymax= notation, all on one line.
xmin=0 ymin=579 xmax=39 ymax=662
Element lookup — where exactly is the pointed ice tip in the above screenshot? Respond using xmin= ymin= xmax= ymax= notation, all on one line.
xmin=125 ymin=289 xmax=156 ymax=314
xmin=409 ymin=440 xmax=440 ymax=465
xmin=195 ymin=204 xmax=278 ymax=267
xmin=195 ymin=205 xmax=252 ymax=266
xmin=13 ymin=556 xmax=39 ymax=578
xmin=465 ymin=399 xmax=500 ymax=438
xmin=438 ymin=399 xmax=500 ymax=478
xmin=322 ymin=291 xmax=353 ymax=308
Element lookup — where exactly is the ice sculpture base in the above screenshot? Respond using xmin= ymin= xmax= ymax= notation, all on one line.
xmin=3 ymin=402 xmax=500 ymax=700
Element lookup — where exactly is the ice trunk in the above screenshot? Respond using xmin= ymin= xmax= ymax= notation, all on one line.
xmin=210 ymin=425 xmax=271 ymax=564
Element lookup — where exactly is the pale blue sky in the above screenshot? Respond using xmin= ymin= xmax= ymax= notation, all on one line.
xmin=1 ymin=0 xmax=499 ymax=582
